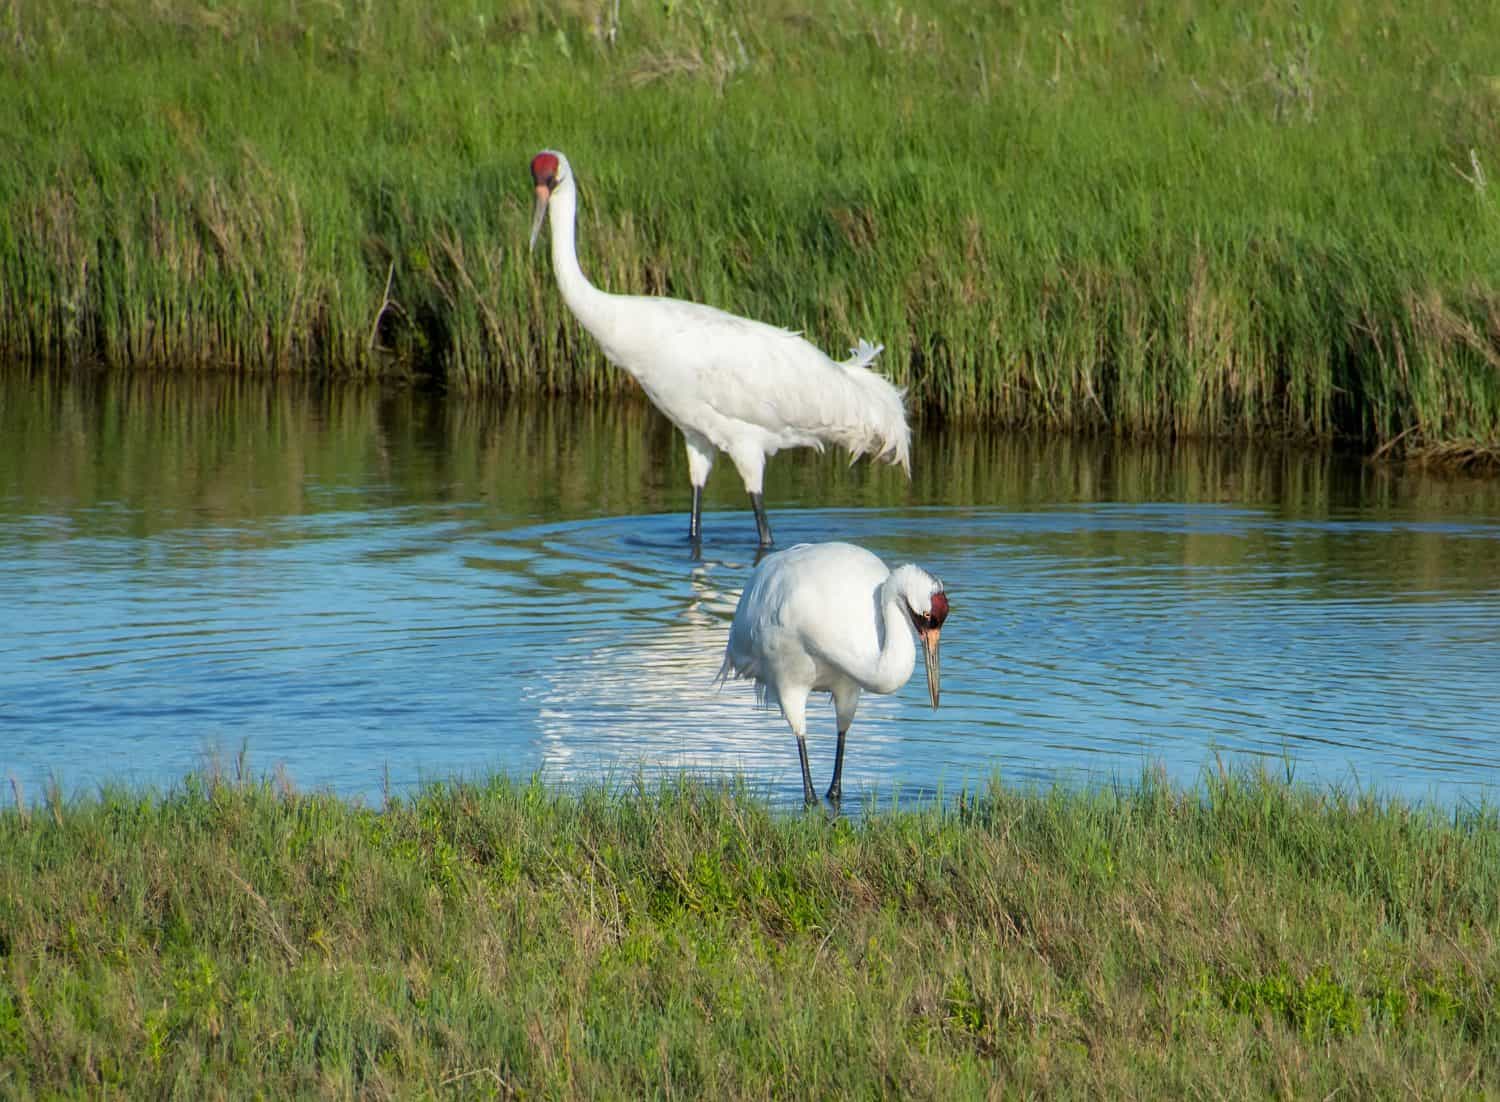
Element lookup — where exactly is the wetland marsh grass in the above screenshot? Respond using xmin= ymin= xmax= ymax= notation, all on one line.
xmin=1 ymin=767 xmax=1496 ymax=1096
xmin=3 ymin=1 xmax=1500 ymax=460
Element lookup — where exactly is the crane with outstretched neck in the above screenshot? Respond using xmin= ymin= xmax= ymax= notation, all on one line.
xmin=528 ymin=149 xmax=910 ymax=549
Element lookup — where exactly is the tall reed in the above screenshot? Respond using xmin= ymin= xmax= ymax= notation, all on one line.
xmin=2 ymin=0 xmax=1498 ymax=454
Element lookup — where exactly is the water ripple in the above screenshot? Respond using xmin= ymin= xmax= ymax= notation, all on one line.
xmin=3 ymin=496 xmax=1498 ymax=807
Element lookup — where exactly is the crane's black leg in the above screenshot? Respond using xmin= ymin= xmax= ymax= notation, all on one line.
xmin=795 ymin=734 xmax=818 ymax=807
xmin=749 ymin=492 xmax=774 ymax=549
xmin=825 ymin=727 xmax=849 ymax=809
xmin=689 ymin=485 xmax=704 ymax=543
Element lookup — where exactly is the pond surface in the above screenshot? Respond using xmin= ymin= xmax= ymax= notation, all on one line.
xmin=3 ymin=368 xmax=1498 ymax=807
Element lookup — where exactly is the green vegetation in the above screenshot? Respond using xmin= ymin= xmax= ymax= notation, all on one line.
xmin=3 ymin=1 xmax=1500 ymax=460
xmin=11 ymin=366 xmax=1500 ymax=579
xmin=1 ymin=767 xmax=1496 ymax=1096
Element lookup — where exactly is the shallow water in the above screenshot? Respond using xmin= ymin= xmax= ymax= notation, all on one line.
xmin=3 ymin=368 xmax=1498 ymax=807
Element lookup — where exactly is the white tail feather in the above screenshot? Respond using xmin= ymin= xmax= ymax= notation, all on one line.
xmin=822 ymin=338 xmax=910 ymax=476
xmin=843 ymin=339 xmax=884 ymax=370
xmin=715 ymin=645 xmax=777 ymax=710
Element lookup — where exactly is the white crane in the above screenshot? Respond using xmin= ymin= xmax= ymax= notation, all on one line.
xmin=718 ymin=541 xmax=949 ymax=807
xmin=528 ymin=150 xmax=911 ymax=548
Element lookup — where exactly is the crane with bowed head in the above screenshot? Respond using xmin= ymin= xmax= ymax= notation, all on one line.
xmin=528 ymin=149 xmax=911 ymax=549
xmin=718 ymin=541 xmax=949 ymax=807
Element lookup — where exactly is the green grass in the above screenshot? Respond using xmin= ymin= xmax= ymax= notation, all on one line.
xmin=1 ymin=767 xmax=1496 ymax=1097
xmin=3 ymin=1 xmax=1500 ymax=458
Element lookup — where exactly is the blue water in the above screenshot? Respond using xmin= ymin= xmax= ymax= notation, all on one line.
xmin=3 ymin=375 xmax=1499 ymax=807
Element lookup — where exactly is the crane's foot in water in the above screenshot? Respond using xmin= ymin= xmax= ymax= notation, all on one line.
xmin=688 ymin=486 xmax=704 ymax=544
xmin=796 ymin=734 xmax=818 ymax=807
xmin=749 ymin=492 xmax=774 ymax=549
xmin=825 ymin=730 xmax=847 ymax=811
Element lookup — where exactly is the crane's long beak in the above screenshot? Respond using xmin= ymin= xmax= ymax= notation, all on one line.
xmin=920 ymin=628 xmax=941 ymax=709
xmin=529 ymin=185 xmax=551 ymax=252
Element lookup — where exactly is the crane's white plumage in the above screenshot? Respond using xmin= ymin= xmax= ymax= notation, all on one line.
xmin=718 ymin=541 xmax=949 ymax=806
xmin=529 ymin=150 xmax=910 ymax=547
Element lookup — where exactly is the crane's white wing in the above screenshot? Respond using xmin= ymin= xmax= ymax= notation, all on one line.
xmin=721 ymin=542 xmax=894 ymax=699
xmin=600 ymin=295 xmax=910 ymax=469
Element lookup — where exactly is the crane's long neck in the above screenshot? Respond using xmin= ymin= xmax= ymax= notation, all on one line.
xmin=546 ymin=180 xmax=617 ymax=341
xmin=863 ymin=580 xmax=918 ymax=695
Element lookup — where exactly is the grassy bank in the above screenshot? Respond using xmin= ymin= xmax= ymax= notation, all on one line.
xmin=1 ymin=769 xmax=1496 ymax=1097
xmin=3 ymin=2 xmax=1500 ymax=457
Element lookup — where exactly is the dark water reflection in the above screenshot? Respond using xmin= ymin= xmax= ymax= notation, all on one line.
xmin=2 ymin=368 xmax=1498 ymax=806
